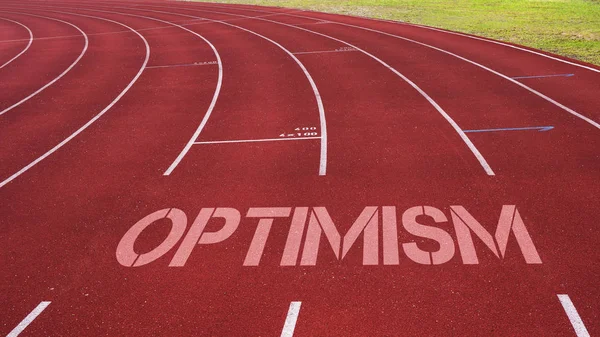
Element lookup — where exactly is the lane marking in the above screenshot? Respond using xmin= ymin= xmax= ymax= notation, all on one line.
xmin=94 ymin=5 xmax=328 ymax=176
xmin=181 ymin=4 xmax=600 ymax=130
xmin=188 ymin=2 xmax=600 ymax=74
xmin=0 ymin=11 xmax=89 ymax=117
xmin=0 ymin=17 xmax=33 ymax=69
xmin=291 ymin=19 xmax=600 ymax=130
xmin=464 ymin=126 xmax=554 ymax=133
xmin=194 ymin=136 xmax=320 ymax=145
xmin=293 ymin=47 xmax=357 ymax=55
xmin=281 ymin=301 xmax=302 ymax=337
xmin=146 ymin=61 xmax=217 ymax=69
xmin=511 ymin=73 xmax=574 ymax=80
xmin=7 ymin=301 xmax=51 ymax=337
xmin=0 ymin=10 xmax=150 ymax=189
xmin=557 ymin=294 xmax=590 ymax=337
xmin=154 ymin=5 xmax=494 ymax=175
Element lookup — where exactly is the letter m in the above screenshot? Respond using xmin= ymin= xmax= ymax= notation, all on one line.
xmin=300 ymin=207 xmax=379 ymax=265
xmin=450 ymin=205 xmax=542 ymax=264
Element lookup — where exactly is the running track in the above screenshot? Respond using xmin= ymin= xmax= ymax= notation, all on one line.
xmin=0 ymin=1 xmax=598 ymax=336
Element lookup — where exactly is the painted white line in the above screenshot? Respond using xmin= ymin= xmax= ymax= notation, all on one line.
xmin=155 ymin=5 xmax=494 ymax=175
xmin=0 ymin=17 xmax=33 ymax=69
xmin=194 ymin=136 xmax=320 ymax=145
xmin=7 ymin=301 xmax=51 ymax=337
xmin=281 ymin=301 xmax=302 ymax=337
xmin=183 ymin=4 xmax=600 ymax=129
xmin=189 ymin=3 xmax=600 ymax=74
xmin=293 ymin=48 xmax=357 ymax=55
xmin=146 ymin=61 xmax=217 ymax=69
xmin=0 ymin=12 xmax=88 ymax=117
xmin=0 ymin=10 xmax=150 ymax=189
xmin=299 ymin=20 xmax=600 ymax=129
xmin=94 ymin=5 xmax=328 ymax=176
xmin=557 ymin=294 xmax=591 ymax=337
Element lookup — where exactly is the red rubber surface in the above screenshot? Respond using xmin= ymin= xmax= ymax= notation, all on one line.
xmin=1 ymin=1 xmax=598 ymax=336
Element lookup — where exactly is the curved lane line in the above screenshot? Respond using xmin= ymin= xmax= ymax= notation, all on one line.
xmin=300 ymin=19 xmax=600 ymax=130
xmin=0 ymin=17 xmax=33 ymax=69
xmin=0 ymin=11 xmax=88 ymax=117
xmin=49 ymin=6 xmax=224 ymax=177
xmin=187 ymin=2 xmax=600 ymax=74
xmin=134 ymin=3 xmax=494 ymax=176
xmin=76 ymin=4 xmax=327 ymax=176
xmin=197 ymin=3 xmax=600 ymax=129
xmin=0 ymin=9 xmax=149 ymax=188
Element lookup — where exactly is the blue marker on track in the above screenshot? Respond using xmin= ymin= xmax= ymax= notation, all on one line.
xmin=511 ymin=74 xmax=574 ymax=80
xmin=464 ymin=126 xmax=554 ymax=133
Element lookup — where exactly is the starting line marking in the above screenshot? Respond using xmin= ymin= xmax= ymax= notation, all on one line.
xmin=511 ymin=73 xmax=575 ymax=80
xmin=557 ymin=294 xmax=590 ymax=337
xmin=281 ymin=301 xmax=302 ymax=337
xmin=146 ymin=61 xmax=218 ymax=69
xmin=7 ymin=301 xmax=51 ymax=337
xmin=463 ymin=126 xmax=554 ymax=133
xmin=194 ymin=137 xmax=320 ymax=145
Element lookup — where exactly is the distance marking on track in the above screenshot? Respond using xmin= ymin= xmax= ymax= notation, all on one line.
xmin=7 ymin=301 xmax=51 ymax=337
xmin=293 ymin=46 xmax=357 ymax=55
xmin=279 ymin=126 xmax=318 ymax=138
xmin=146 ymin=60 xmax=218 ymax=69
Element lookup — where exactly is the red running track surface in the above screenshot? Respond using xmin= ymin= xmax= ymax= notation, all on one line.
xmin=0 ymin=1 xmax=598 ymax=336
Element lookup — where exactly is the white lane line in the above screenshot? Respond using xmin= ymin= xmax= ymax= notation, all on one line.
xmin=62 ymin=8 xmax=223 ymax=178
xmin=146 ymin=61 xmax=217 ymax=69
xmin=281 ymin=301 xmax=302 ymax=337
xmin=557 ymin=294 xmax=591 ymax=337
xmin=307 ymin=20 xmax=600 ymax=130
xmin=7 ymin=301 xmax=51 ymax=337
xmin=188 ymin=3 xmax=600 ymax=74
xmin=0 ymin=11 xmax=88 ymax=117
xmin=394 ymin=22 xmax=600 ymax=74
xmin=152 ymin=5 xmax=494 ymax=175
xmin=0 ymin=10 xmax=150 ymax=189
xmin=96 ymin=5 xmax=328 ymax=176
xmin=194 ymin=136 xmax=320 ymax=145
xmin=0 ymin=17 xmax=33 ymax=69
xmin=183 ymin=4 xmax=600 ymax=129
xmin=293 ymin=48 xmax=357 ymax=55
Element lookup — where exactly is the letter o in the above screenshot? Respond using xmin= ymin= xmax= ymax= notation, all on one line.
xmin=116 ymin=208 xmax=187 ymax=267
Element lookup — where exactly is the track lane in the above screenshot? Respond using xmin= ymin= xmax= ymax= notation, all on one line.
xmin=0 ymin=2 xmax=598 ymax=337
xmin=0 ymin=11 xmax=87 ymax=115
xmin=122 ymin=3 xmax=495 ymax=177
xmin=0 ymin=5 xmax=320 ymax=336
xmin=0 ymin=8 xmax=148 ymax=187
xmin=0 ymin=17 xmax=32 ymax=69
xmin=188 ymin=3 xmax=600 ymax=124
xmin=162 ymin=4 xmax=600 ymax=177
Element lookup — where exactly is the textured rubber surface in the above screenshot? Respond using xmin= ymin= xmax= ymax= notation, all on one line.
xmin=0 ymin=1 xmax=598 ymax=336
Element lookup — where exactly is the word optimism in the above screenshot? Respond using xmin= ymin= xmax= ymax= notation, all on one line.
xmin=116 ymin=206 xmax=542 ymax=267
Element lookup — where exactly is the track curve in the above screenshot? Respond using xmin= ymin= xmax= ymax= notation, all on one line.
xmin=0 ymin=1 xmax=598 ymax=337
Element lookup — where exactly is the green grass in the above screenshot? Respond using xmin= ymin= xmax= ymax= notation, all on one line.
xmin=198 ymin=0 xmax=600 ymax=65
